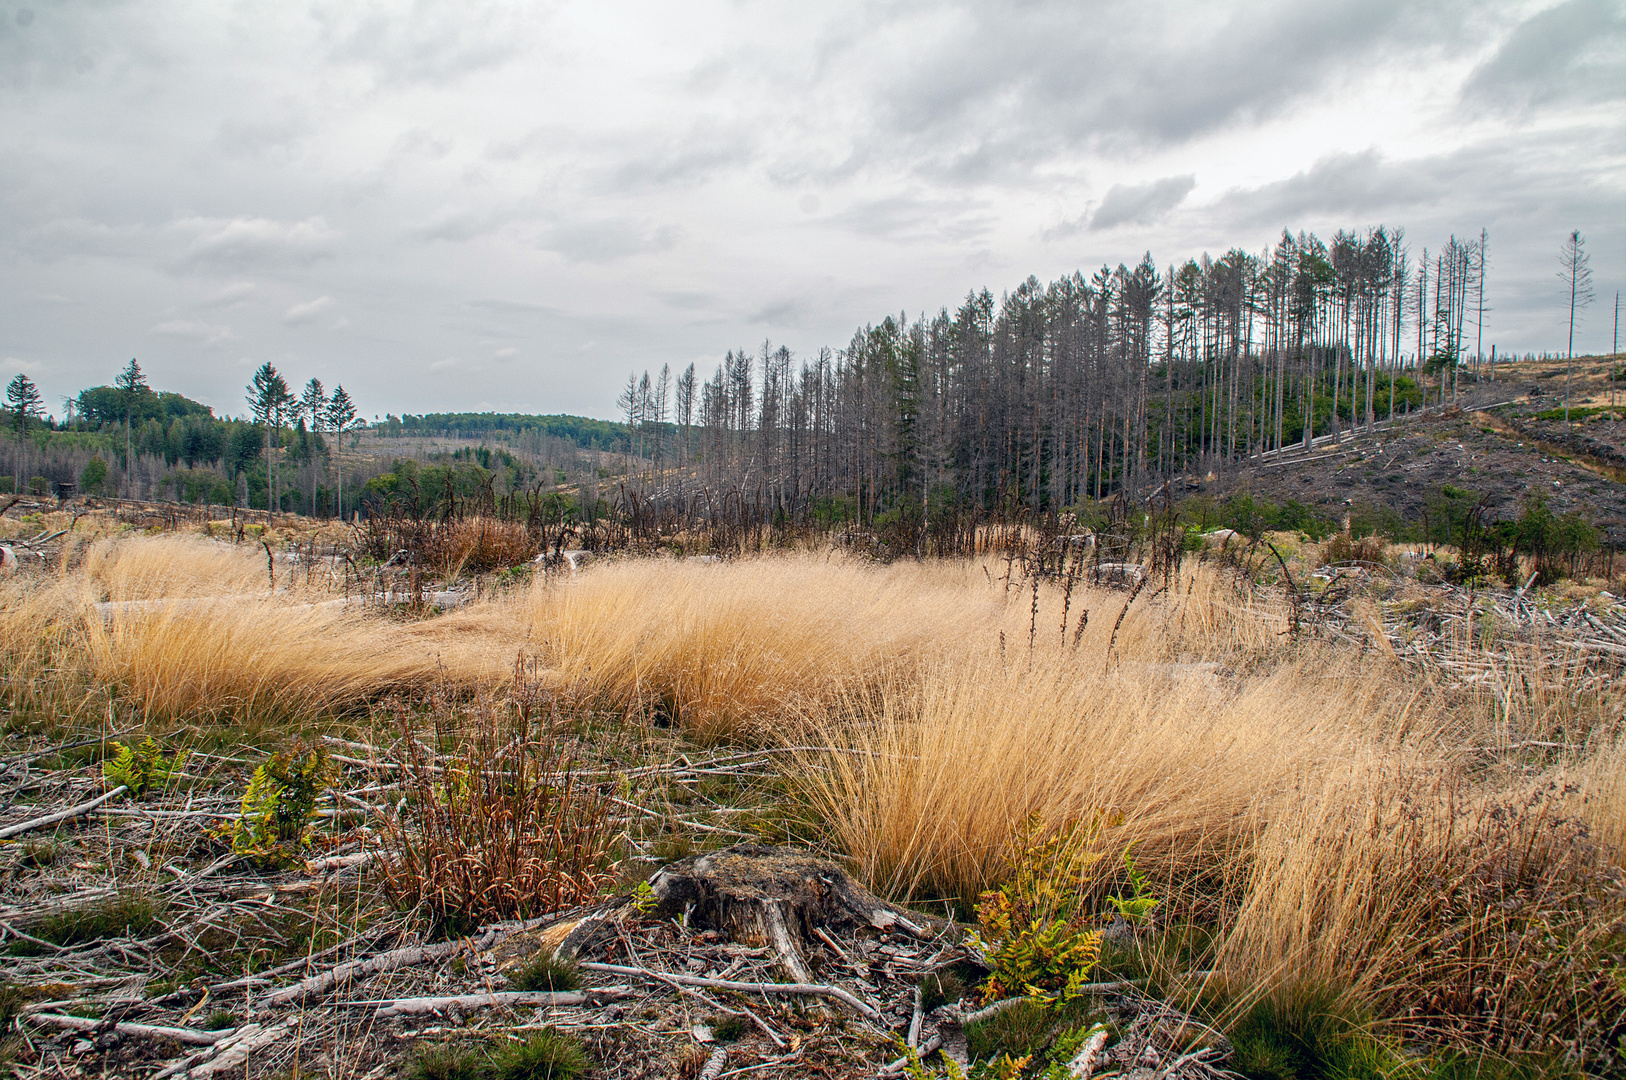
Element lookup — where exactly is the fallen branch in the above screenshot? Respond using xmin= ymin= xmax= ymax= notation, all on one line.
xmin=155 ymin=1019 xmax=295 ymax=1078
xmin=263 ymin=939 xmax=466 ymax=1007
xmin=1066 ymin=1025 xmax=1110 ymax=1078
xmin=579 ymin=961 xmax=883 ymax=1023
xmin=0 ymin=785 xmax=127 ymax=840
xmin=357 ymin=988 xmax=632 ymax=1018
xmin=27 ymin=1012 xmax=231 ymax=1046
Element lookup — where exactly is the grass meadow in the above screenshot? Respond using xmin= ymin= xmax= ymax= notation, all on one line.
xmin=0 ymin=526 xmax=1621 ymax=1077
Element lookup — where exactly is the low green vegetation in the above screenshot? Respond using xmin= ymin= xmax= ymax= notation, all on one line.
xmin=409 ymin=1030 xmax=590 ymax=1080
xmin=508 ymin=954 xmax=582 ymax=994
xmin=8 ymin=893 xmax=162 ymax=955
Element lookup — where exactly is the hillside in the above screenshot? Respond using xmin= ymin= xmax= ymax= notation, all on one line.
xmin=1206 ymin=355 xmax=1626 ymax=544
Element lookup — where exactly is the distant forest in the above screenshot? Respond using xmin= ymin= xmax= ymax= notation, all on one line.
xmin=375 ymin=413 xmax=627 ymax=451
xmin=0 ymin=368 xmax=624 ymax=515
xmin=619 ymin=227 xmax=1511 ymax=520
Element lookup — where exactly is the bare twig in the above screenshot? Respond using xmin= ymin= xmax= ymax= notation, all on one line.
xmin=578 ymin=961 xmax=883 ymax=1022
xmin=0 ymin=785 xmax=127 ymax=839
xmin=26 ymin=1012 xmax=231 ymax=1046
xmin=353 ymin=988 xmax=632 ymax=1018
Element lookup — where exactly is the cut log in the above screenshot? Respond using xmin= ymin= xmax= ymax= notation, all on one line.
xmin=646 ymin=845 xmax=953 ymax=982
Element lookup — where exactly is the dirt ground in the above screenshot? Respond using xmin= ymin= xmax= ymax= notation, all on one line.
xmin=1200 ymin=356 xmax=1626 ymax=544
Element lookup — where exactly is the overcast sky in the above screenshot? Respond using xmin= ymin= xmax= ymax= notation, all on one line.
xmin=2 ymin=0 xmax=1622 ymax=422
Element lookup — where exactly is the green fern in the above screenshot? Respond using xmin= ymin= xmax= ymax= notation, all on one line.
xmin=1106 ymin=847 xmax=1159 ymax=924
xmin=969 ymin=812 xmax=1105 ymax=1006
xmin=226 ymin=743 xmax=335 ymax=868
xmin=102 ymin=737 xmax=190 ymax=799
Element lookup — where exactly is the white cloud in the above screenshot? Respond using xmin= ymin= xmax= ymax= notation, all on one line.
xmin=175 ymin=217 xmax=339 ymax=272
xmin=282 ymin=296 xmax=335 ymax=324
xmin=202 ymin=282 xmax=257 ymax=308
xmin=151 ymin=320 xmax=233 ymax=345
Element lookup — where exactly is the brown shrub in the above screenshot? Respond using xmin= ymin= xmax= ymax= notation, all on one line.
xmin=376 ymin=689 xmax=620 ymax=930
xmin=1320 ymin=531 xmax=1389 ymax=566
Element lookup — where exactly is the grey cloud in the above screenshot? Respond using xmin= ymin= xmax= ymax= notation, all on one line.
xmin=749 ymin=299 xmax=804 ymax=327
xmin=657 ymin=289 xmax=719 ymax=311
xmin=19 ymin=218 xmax=154 ymax=260
xmin=1211 ymin=151 xmax=1437 ymax=227
xmin=151 ymin=319 xmax=231 ymax=345
xmin=1090 ymin=174 xmax=1196 ymax=231
xmin=404 ymin=206 xmax=512 ymax=243
xmin=199 ymin=282 xmax=256 ymax=308
xmin=1461 ymin=0 xmax=1626 ymax=111
xmin=314 ymin=2 xmax=540 ymax=87
xmin=464 ymin=298 xmax=563 ymax=317
xmin=215 ymin=116 xmax=307 ymax=160
xmin=855 ymin=0 xmax=1440 ymax=173
xmin=539 ymin=219 xmax=682 ymax=262
xmin=823 ymin=193 xmax=992 ymax=243
xmin=392 ymin=127 xmax=455 ymax=160
xmin=0 ymin=0 xmax=128 ymax=94
xmin=174 ymin=216 xmax=338 ymax=272
xmin=606 ymin=124 xmax=757 ymax=192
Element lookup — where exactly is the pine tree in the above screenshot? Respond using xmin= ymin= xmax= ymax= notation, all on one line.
xmin=324 ymin=385 xmax=357 ymax=518
xmin=5 ymin=373 xmax=43 ymax=490
xmin=114 ymin=358 xmax=149 ymax=497
xmin=247 ymin=363 xmax=292 ymax=512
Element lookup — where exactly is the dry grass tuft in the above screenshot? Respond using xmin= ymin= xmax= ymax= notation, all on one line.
xmin=520 ymin=554 xmax=1008 ymax=739
xmin=376 ymin=689 xmax=620 ymax=930
xmin=1 ymin=530 xmax=1619 ymax=1064
xmin=796 ymin=650 xmax=1404 ymax=904
xmin=0 ymin=533 xmax=518 ymax=725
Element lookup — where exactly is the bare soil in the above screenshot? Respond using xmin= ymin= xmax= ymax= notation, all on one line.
xmin=1204 ymin=357 xmax=1626 ymax=544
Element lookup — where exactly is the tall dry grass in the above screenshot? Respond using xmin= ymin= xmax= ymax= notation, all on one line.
xmin=772 ymin=563 xmax=1624 ymax=1058
xmin=3 ymin=532 xmax=1619 ymax=1056
xmin=517 ymin=554 xmax=1008 ymax=738
xmin=512 ymin=553 xmax=1293 ymax=739
xmin=0 ymin=533 xmax=516 ymax=725
xmin=796 ymin=652 xmax=1422 ymax=904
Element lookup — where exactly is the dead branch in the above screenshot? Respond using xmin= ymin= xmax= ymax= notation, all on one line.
xmin=578 ymin=961 xmax=883 ymax=1023
xmin=26 ymin=1012 xmax=231 ymax=1046
xmin=352 ymin=987 xmax=632 ymax=1018
xmin=0 ymin=785 xmax=127 ymax=839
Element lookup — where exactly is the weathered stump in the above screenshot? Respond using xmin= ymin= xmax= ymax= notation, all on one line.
xmin=647 ymin=845 xmax=951 ymax=981
xmin=533 ymin=845 xmax=953 ymax=983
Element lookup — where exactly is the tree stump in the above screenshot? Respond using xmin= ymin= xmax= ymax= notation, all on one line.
xmin=647 ymin=845 xmax=952 ymax=981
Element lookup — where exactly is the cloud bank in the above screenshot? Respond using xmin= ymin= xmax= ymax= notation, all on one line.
xmin=0 ymin=0 xmax=1619 ymax=420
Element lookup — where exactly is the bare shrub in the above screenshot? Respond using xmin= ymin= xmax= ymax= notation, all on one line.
xmin=376 ymin=690 xmax=620 ymax=930
xmin=1320 ymin=531 xmax=1389 ymax=566
xmin=357 ymin=514 xmax=537 ymax=576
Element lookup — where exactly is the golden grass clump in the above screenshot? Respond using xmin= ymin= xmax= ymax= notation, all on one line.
xmin=521 ymin=553 xmax=1008 ymax=738
xmin=0 ymin=533 xmax=516 ymax=724
xmin=1 ymin=529 xmax=1619 ymax=1060
xmin=796 ymin=649 xmax=1409 ymax=904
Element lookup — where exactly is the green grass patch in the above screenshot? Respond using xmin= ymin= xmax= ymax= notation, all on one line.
xmin=1532 ymin=405 xmax=1614 ymax=422
xmin=508 ymin=953 xmax=581 ymax=993
xmin=1226 ymin=992 xmax=1577 ymax=1080
xmin=9 ymin=893 xmax=161 ymax=954
xmin=409 ymin=1029 xmax=589 ymax=1080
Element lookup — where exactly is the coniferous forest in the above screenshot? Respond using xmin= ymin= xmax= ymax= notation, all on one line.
xmin=620 ymin=226 xmax=1505 ymax=519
